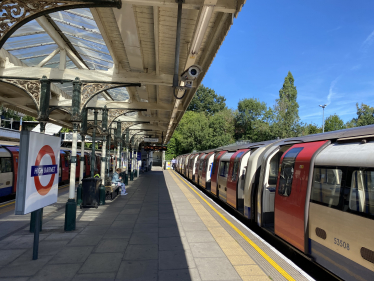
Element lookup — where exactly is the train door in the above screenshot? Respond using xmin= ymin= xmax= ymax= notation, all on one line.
xmin=227 ymin=150 xmax=247 ymax=209
xmin=196 ymin=154 xmax=205 ymax=185
xmin=257 ymin=144 xmax=293 ymax=228
xmin=228 ymin=149 xmax=251 ymax=213
xmin=0 ymin=148 xmax=14 ymax=196
xmin=201 ymin=152 xmax=214 ymax=190
xmin=211 ymin=151 xmax=227 ymax=196
xmin=4 ymin=146 xmax=19 ymax=194
xmin=184 ymin=155 xmax=190 ymax=177
xmin=218 ymin=152 xmax=233 ymax=203
xmin=274 ymin=141 xmax=328 ymax=252
xmin=243 ymin=144 xmax=274 ymax=221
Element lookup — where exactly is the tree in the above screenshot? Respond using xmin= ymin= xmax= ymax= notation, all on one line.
xmin=235 ymin=98 xmax=273 ymax=142
xmin=356 ymin=103 xmax=374 ymax=127
xmin=208 ymin=109 xmax=235 ymax=148
xmin=187 ymin=85 xmax=226 ymax=115
xmin=300 ymin=123 xmax=322 ymax=135
xmin=273 ymin=71 xmax=300 ymax=139
xmin=324 ymin=114 xmax=345 ymax=132
xmin=173 ymin=111 xmax=211 ymax=154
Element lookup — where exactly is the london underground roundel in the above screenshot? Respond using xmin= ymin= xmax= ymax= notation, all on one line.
xmin=31 ymin=145 xmax=57 ymax=196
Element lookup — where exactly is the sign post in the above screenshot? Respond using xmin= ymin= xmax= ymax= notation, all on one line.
xmin=15 ymin=131 xmax=60 ymax=260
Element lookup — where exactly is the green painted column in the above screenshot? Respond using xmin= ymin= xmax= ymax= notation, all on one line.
xmin=65 ymin=77 xmax=81 ymax=231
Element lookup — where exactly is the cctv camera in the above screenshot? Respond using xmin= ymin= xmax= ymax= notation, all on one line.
xmin=180 ymin=65 xmax=202 ymax=88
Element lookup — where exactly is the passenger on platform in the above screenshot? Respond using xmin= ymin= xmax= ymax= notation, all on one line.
xmin=112 ymin=168 xmax=127 ymax=195
xmin=171 ymin=158 xmax=176 ymax=170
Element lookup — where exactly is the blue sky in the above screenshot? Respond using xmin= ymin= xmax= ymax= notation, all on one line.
xmin=202 ymin=0 xmax=374 ymax=126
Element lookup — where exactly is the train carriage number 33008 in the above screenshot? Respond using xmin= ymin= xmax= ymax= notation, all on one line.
xmin=334 ymin=238 xmax=350 ymax=250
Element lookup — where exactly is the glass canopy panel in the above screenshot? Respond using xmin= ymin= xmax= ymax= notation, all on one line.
xmin=107 ymin=88 xmax=130 ymax=101
xmin=11 ymin=20 xmax=45 ymax=37
xmin=9 ymin=44 xmax=58 ymax=66
xmin=49 ymin=9 xmax=113 ymax=70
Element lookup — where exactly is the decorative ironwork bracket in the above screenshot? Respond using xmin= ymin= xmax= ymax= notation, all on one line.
xmin=81 ymin=82 xmax=141 ymax=110
xmin=0 ymin=0 xmax=121 ymax=49
xmin=0 ymin=78 xmax=41 ymax=109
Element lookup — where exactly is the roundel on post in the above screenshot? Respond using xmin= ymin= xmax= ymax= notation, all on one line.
xmin=32 ymin=145 xmax=57 ymax=196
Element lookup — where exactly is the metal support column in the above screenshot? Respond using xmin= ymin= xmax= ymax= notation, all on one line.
xmin=77 ymin=134 xmax=85 ymax=206
xmin=91 ymin=110 xmax=98 ymax=178
xmin=64 ymin=123 xmax=78 ymax=231
xmin=65 ymin=77 xmax=81 ymax=231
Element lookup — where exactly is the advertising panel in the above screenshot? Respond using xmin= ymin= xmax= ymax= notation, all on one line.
xmin=15 ymin=131 xmax=61 ymax=215
xmin=165 ymin=161 xmax=171 ymax=170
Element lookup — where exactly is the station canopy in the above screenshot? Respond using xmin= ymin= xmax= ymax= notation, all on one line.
xmin=0 ymin=0 xmax=245 ymax=144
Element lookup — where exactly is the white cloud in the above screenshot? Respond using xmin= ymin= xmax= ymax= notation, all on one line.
xmin=362 ymin=30 xmax=374 ymax=47
xmin=326 ymin=77 xmax=339 ymax=106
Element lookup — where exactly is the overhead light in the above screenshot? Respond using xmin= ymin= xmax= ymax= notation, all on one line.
xmin=190 ymin=5 xmax=214 ymax=55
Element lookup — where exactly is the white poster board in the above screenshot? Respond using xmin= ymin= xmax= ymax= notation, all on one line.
xmin=144 ymin=138 xmax=159 ymax=143
xmin=15 ymin=131 xmax=61 ymax=215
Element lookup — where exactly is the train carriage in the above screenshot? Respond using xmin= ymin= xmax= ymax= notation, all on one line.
xmin=175 ymin=125 xmax=374 ymax=281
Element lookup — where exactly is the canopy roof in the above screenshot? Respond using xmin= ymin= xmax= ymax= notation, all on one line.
xmin=0 ymin=0 xmax=246 ymax=144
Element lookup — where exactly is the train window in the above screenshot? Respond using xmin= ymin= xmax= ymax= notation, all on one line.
xmin=348 ymin=170 xmax=374 ymax=216
xmin=278 ymin=147 xmax=303 ymax=197
xmin=269 ymin=151 xmax=282 ymax=185
xmin=219 ymin=161 xmax=229 ymax=177
xmin=232 ymin=152 xmax=244 ymax=181
xmin=0 ymin=158 xmax=12 ymax=173
xmin=311 ymin=167 xmax=342 ymax=207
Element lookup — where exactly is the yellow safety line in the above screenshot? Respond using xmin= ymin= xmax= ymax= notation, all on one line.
xmin=173 ymin=171 xmax=296 ymax=281
xmin=0 ymin=183 xmax=71 ymax=209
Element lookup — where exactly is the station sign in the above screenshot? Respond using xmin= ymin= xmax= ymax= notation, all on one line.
xmin=144 ymin=138 xmax=159 ymax=143
xmin=15 ymin=131 xmax=61 ymax=215
xmin=144 ymin=145 xmax=167 ymax=151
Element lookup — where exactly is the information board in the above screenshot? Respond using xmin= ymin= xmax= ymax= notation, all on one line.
xmin=15 ymin=131 xmax=61 ymax=215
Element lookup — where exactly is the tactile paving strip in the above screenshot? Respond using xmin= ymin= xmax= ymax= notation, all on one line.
xmin=169 ymin=171 xmax=313 ymax=281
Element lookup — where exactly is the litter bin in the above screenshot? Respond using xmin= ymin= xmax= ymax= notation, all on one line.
xmin=81 ymin=178 xmax=101 ymax=209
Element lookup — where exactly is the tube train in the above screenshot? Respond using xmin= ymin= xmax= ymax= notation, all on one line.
xmin=0 ymin=142 xmax=117 ymax=198
xmin=175 ymin=125 xmax=374 ymax=281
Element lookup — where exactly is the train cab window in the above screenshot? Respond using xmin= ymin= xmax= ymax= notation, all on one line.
xmin=232 ymin=152 xmax=244 ymax=181
xmin=0 ymin=158 xmax=12 ymax=173
xmin=269 ymin=151 xmax=282 ymax=185
xmin=219 ymin=161 xmax=229 ymax=177
xmin=348 ymin=170 xmax=374 ymax=216
xmin=199 ymin=159 xmax=204 ymax=171
xmin=311 ymin=167 xmax=342 ymax=208
xmin=278 ymin=147 xmax=303 ymax=197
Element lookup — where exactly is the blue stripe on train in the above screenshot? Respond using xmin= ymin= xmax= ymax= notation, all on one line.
xmin=310 ymin=239 xmax=374 ymax=281
xmin=0 ymin=186 xmax=13 ymax=197
xmin=244 ymin=206 xmax=251 ymax=219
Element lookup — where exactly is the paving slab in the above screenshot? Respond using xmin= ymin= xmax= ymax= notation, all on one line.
xmin=0 ymin=168 xmax=311 ymax=281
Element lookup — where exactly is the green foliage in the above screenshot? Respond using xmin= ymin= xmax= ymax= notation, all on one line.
xmin=209 ymin=109 xmax=235 ymax=147
xmin=324 ymin=114 xmax=345 ymax=132
xmin=355 ymin=103 xmax=374 ymax=127
xmin=187 ymin=85 xmax=226 ymax=115
xmin=300 ymin=123 xmax=322 ymax=135
xmin=168 ymin=72 xmax=374 ymax=157
xmin=61 ymin=128 xmax=72 ymax=133
xmin=235 ymin=98 xmax=273 ymax=142
xmin=273 ymin=71 xmax=300 ymax=138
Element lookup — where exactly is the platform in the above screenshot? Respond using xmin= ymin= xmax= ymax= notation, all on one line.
xmin=0 ymin=168 xmax=312 ymax=281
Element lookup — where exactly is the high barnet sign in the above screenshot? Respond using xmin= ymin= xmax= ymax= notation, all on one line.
xmin=144 ymin=138 xmax=159 ymax=143
xmin=15 ymin=131 xmax=61 ymax=215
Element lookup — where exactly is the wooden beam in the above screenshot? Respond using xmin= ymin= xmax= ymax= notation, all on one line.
xmin=0 ymin=66 xmax=173 ymax=86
